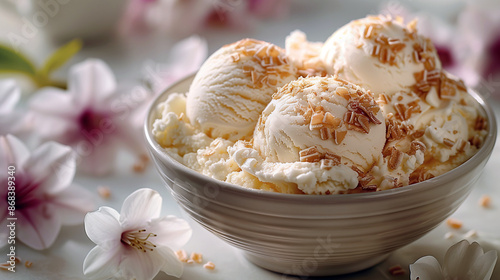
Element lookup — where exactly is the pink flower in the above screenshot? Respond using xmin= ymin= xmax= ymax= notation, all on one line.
xmin=29 ymin=59 xmax=147 ymax=175
xmin=0 ymin=135 xmax=94 ymax=250
xmin=83 ymin=188 xmax=191 ymax=280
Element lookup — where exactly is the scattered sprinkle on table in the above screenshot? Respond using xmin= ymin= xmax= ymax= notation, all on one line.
xmin=389 ymin=264 xmax=405 ymax=275
xmin=176 ymin=250 xmax=189 ymax=262
xmin=97 ymin=186 xmax=111 ymax=199
xmin=203 ymin=261 xmax=216 ymax=270
xmin=446 ymin=218 xmax=463 ymax=229
xmin=479 ymin=195 xmax=491 ymax=208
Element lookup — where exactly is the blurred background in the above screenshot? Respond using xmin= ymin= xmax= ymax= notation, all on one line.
xmin=1 ymin=0 xmax=499 ymax=98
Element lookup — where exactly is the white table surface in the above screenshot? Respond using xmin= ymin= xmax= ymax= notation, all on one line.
xmin=1 ymin=1 xmax=499 ymax=279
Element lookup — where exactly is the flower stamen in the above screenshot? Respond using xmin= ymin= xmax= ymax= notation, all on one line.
xmin=121 ymin=229 xmax=158 ymax=252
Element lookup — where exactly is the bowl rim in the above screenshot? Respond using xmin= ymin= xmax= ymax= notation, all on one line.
xmin=144 ymin=74 xmax=497 ymax=202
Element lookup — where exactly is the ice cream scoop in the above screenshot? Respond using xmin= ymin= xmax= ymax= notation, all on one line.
xmin=186 ymin=38 xmax=297 ymax=141
xmin=320 ymin=15 xmax=442 ymax=96
xmin=228 ymin=76 xmax=386 ymax=194
xmin=253 ymin=76 xmax=386 ymax=171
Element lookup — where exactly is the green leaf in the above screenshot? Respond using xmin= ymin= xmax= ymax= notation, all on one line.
xmin=39 ymin=39 xmax=82 ymax=77
xmin=0 ymin=44 xmax=37 ymax=76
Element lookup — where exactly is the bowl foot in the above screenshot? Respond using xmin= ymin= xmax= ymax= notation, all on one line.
xmin=243 ymin=251 xmax=389 ymax=277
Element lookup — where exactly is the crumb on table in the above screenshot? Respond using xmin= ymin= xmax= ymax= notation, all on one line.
xmin=203 ymin=261 xmax=216 ymax=270
xmin=176 ymin=250 xmax=188 ymax=262
xmin=97 ymin=186 xmax=111 ymax=199
xmin=446 ymin=218 xmax=463 ymax=229
xmin=190 ymin=252 xmax=203 ymax=264
xmin=479 ymin=195 xmax=491 ymax=208
xmin=444 ymin=232 xmax=455 ymax=239
xmin=389 ymin=264 xmax=405 ymax=275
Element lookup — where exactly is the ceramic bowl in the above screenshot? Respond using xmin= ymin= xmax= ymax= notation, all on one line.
xmin=144 ymin=75 xmax=497 ymax=276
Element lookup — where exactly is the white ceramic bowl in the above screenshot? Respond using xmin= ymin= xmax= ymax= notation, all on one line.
xmin=144 ymin=75 xmax=497 ymax=276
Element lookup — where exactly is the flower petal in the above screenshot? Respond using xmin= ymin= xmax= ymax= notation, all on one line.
xmin=69 ymin=59 xmax=116 ymax=107
xmin=83 ymin=245 xmax=121 ymax=280
xmin=158 ymin=246 xmax=184 ymax=277
xmin=52 ymin=184 xmax=96 ymax=226
xmin=84 ymin=206 xmax=122 ymax=247
xmin=0 ymin=135 xmax=30 ymax=173
xmin=29 ymin=87 xmax=77 ymax=116
xmin=118 ymin=246 xmax=165 ymax=280
xmin=444 ymin=240 xmax=484 ymax=278
xmin=410 ymin=256 xmax=444 ymax=280
xmin=120 ymin=188 xmax=162 ymax=228
xmin=17 ymin=204 xmax=61 ymax=250
xmin=24 ymin=141 xmax=76 ymax=194
xmin=29 ymin=87 xmax=79 ymax=141
xmin=471 ymin=245 xmax=498 ymax=280
xmin=148 ymin=215 xmax=192 ymax=249
xmin=0 ymin=79 xmax=20 ymax=113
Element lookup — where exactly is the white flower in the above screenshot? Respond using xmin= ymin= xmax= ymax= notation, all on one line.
xmin=410 ymin=239 xmax=498 ymax=280
xmin=83 ymin=188 xmax=192 ymax=280
xmin=0 ymin=135 xmax=95 ymax=250
xmin=29 ymin=59 xmax=146 ymax=175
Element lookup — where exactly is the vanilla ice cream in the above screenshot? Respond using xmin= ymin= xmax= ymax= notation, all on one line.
xmin=186 ymin=39 xmax=297 ymax=141
xmin=320 ymin=15 xmax=442 ymax=95
xmin=229 ymin=76 xmax=386 ymax=194
xmin=285 ymin=30 xmax=326 ymax=77
xmin=152 ymin=15 xmax=489 ymax=195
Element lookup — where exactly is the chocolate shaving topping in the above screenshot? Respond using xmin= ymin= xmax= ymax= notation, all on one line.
xmin=234 ymin=39 xmax=294 ymax=89
xmin=475 ymin=116 xmax=487 ymax=131
xmin=343 ymin=99 xmax=382 ymax=134
xmin=386 ymin=118 xmax=415 ymax=142
xmin=409 ymin=168 xmax=434 ymax=184
xmin=409 ymin=140 xmax=426 ymax=155
xmin=387 ymin=147 xmax=404 ymax=170
xmin=299 ymin=146 xmax=322 ymax=162
xmin=443 ymin=138 xmax=455 ymax=148
xmin=333 ymin=130 xmax=347 ymax=145
xmin=469 ymin=135 xmax=482 ymax=149
xmin=299 ymin=146 xmax=342 ymax=168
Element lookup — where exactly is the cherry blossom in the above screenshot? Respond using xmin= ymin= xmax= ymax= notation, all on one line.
xmin=0 ymin=135 xmax=94 ymax=250
xmin=83 ymin=188 xmax=191 ymax=280
xmin=29 ymin=59 xmax=146 ymax=175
